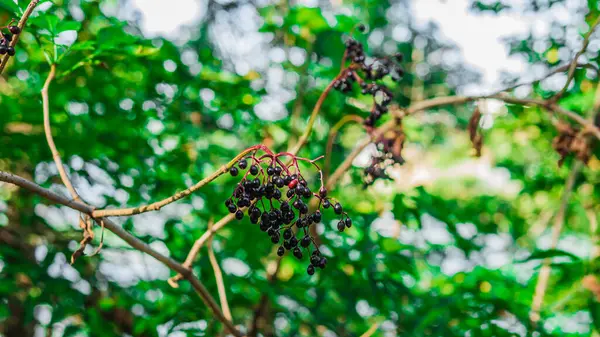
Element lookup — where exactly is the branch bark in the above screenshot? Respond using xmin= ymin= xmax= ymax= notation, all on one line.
xmin=0 ymin=171 xmax=243 ymax=337
xmin=207 ymin=220 xmax=233 ymax=322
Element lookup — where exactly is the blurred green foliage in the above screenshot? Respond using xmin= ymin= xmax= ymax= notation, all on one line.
xmin=0 ymin=0 xmax=599 ymax=336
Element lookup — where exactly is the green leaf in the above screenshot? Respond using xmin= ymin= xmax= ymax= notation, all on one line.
xmin=57 ymin=20 xmax=82 ymax=33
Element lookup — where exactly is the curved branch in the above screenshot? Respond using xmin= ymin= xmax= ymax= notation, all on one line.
xmin=0 ymin=171 xmax=243 ymax=337
xmin=0 ymin=0 xmax=39 ymax=75
xmin=207 ymin=220 xmax=233 ymax=322
xmin=42 ymin=64 xmax=83 ymax=203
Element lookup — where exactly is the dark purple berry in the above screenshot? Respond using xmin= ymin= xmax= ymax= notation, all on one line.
xmin=318 ymin=257 xmax=327 ymax=269
xmin=277 ymin=246 xmax=285 ymax=256
xmin=312 ymin=211 xmax=322 ymax=223
xmin=301 ymin=235 xmax=311 ymax=247
xmin=0 ymin=45 xmax=6 ymax=55
xmin=6 ymin=46 xmax=14 ymax=56
xmin=227 ymin=204 xmax=237 ymax=213
xmin=250 ymin=165 xmax=259 ymax=175
xmin=323 ymin=199 xmax=331 ymax=208
xmin=235 ymin=210 xmax=244 ymax=220
xmin=238 ymin=159 xmax=247 ymax=169
xmin=333 ymin=203 xmax=343 ymax=214
xmin=307 ymin=264 xmax=315 ymax=275
xmin=9 ymin=26 xmax=21 ymax=34
xmin=293 ymin=247 xmax=302 ymax=259
xmin=337 ymin=220 xmax=345 ymax=232
xmin=345 ymin=218 xmax=352 ymax=228
xmin=229 ymin=166 xmax=239 ymax=176
xmin=283 ymin=229 xmax=292 ymax=240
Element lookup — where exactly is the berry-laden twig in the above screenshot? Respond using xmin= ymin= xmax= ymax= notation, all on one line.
xmin=0 ymin=0 xmax=40 ymax=75
xmin=224 ymin=146 xmax=350 ymax=276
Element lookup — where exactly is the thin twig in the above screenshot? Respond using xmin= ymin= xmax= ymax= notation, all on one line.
xmin=0 ymin=0 xmax=39 ymax=75
xmin=207 ymin=219 xmax=233 ymax=322
xmin=359 ymin=323 xmax=380 ymax=337
xmin=0 ymin=171 xmax=243 ymax=337
xmin=324 ymin=114 xmax=364 ymax=179
xmin=42 ymin=64 xmax=83 ymax=203
xmin=552 ymin=16 xmax=600 ymax=101
xmin=168 ymin=213 xmax=236 ymax=287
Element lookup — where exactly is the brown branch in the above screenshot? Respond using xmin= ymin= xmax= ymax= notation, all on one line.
xmin=552 ymin=16 xmax=600 ymax=101
xmin=359 ymin=323 xmax=380 ymax=337
xmin=42 ymin=64 xmax=83 ymax=203
xmin=0 ymin=0 xmax=39 ymax=75
xmin=0 ymin=171 xmax=243 ymax=337
xmin=168 ymin=213 xmax=236 ymax=287
xmin=324 ymin=114 xmax=364 ymax=179
xmin=207 ymin=220 xmax=233 ymax=322
xmin=92 ymin=148 xmax=258 ymax=217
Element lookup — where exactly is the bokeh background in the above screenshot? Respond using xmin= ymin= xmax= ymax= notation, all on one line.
xmin=1 ymin=0 xmax=600 ymax=336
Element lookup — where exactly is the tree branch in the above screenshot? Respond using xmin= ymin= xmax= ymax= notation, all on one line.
xmin=0 ymin=0 xmax=39 ymax=75
xmin=42 ymin=64 xmax=83 ymax=203
xmin=552 ymin=16 xmax=600 ymax=101
xmin=207 ymin=220 xmax=233 ymax=322
xmin=0 ymin=171 xmax=243 ymax=337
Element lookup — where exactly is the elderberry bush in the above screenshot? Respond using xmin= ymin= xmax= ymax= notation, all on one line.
xmin=0 ymin=22 xmax=20 ymax=56
xmin=223 ymin=147 xmax=351 ymax=275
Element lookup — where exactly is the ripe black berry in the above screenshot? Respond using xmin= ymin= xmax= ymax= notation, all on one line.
xmin=229 ymin=166 xmax=239 ymax=176
xmin=333 ymin=203 xmax=343 ymax=214
xmin=277 ymin=246 xmax=285 ymax=256
xmin=271 ymin=234 xmax=280 ymax=244
xmin=4 ymin=33 xmax=12 ymax=42
xmin=345 ymin=218 xmax=352 ymax=228
xmin=310 ymin=254 xmax=320 ymax=266
xmin=323 ymin=199 xmax=331 ymax=208
xmin=283 ymin=229 xmax=292 ymax=240
xmin=9 ymin=26 xmax=20 ymax=34
xmin=6 ymin=46 xmax=14 ymax=56
xmin=238 ymin=159 xmax=247 ymax=169
xmin=301 ymin=235 xmax=311 ymax=247
xmin=293 ymin=247 xmax=303 ymax=259
xmin=319 ymin=187 xmax=327 ymax=198
xmin=357 ymin=24 xmax=366 ymax=33
xmin=227 ymin=204 xmax=237 ymax=213
xmin=318 ymin=257 xmax=327 ymax=269
xmin=312 ymin=211 xmax=322 ymax=223
xmin=249 ymin=165 xmax=259 ymax=175
xmin=307 ymin=264 xmax=315 ymax=275
xmin=0 ymin=45 xmax=6 ymax=55
xmin=267 ymin=167 xmax=274 ymax=176
xmin=337 ymin=220 xmax=345 ymax=232
xmin=235 ymin=210 xmax=244 ymax=220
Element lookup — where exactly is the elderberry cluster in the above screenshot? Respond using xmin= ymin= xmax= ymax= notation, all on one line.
xmin=0 ymin=23 xmax=21 ymax=56
xmin=224 ymin=152 xmax=351 ymax=275
xmin=364 ymin=127 xmax=405 ymax=187
xmin=333 ymin=27 xmax=404 ymax=128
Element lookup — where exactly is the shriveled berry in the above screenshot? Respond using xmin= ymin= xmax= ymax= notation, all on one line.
xmin=230 ymin=167 xmax=239 ymax=176
xmin=250 ymin=165 xmax=259 ymax=175
xmin=235 ymin=210 xmax=244 ymax=220
xmin=293 ymin=247 xmax=303 ymax=259
xmin=333 ymin=203 xmax=343 ymax=214
xmin=238 ymin=159 xmax=247 ymax=169
xmin=9 ymin=26 xmax=21 ymax=34
xmin=301 ymin=235 xmax=311 ymax=247
xmin=307 ymin=264 xmax=315 ymax=275
xmin=277 ymin=246 xmax=285 ymax=256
